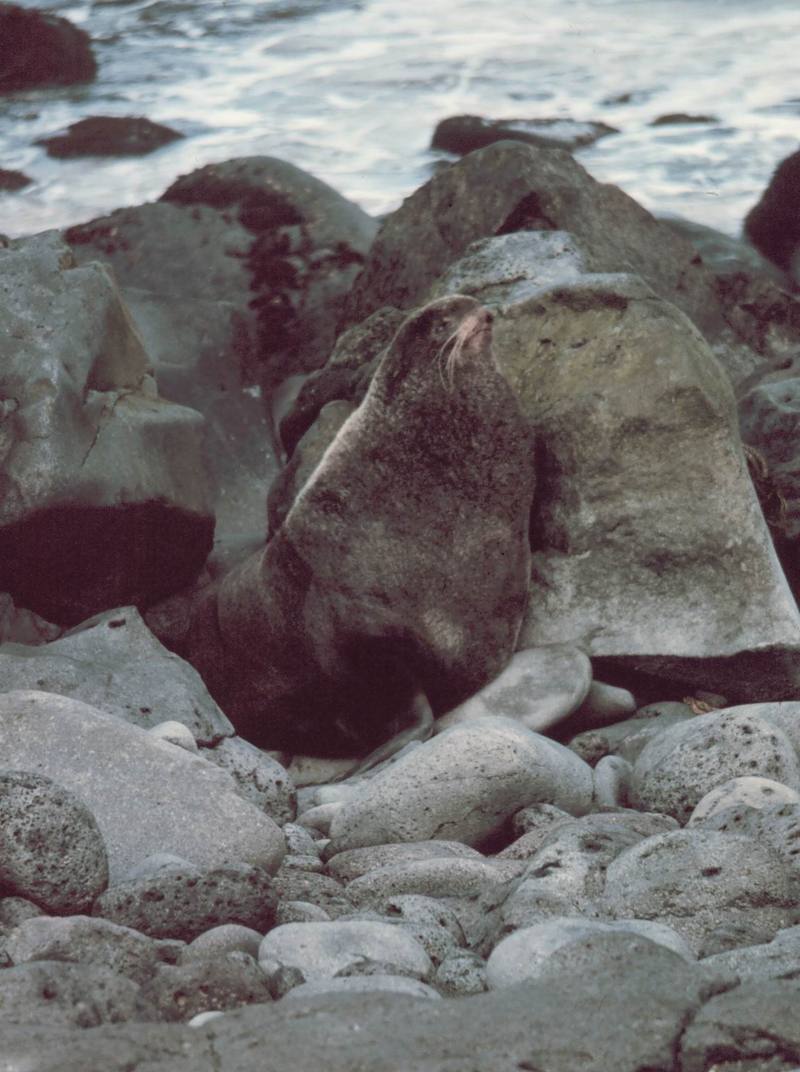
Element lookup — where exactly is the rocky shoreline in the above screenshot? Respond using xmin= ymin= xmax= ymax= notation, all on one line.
xmin=4 ymin=16 xmax=800 ymax=1063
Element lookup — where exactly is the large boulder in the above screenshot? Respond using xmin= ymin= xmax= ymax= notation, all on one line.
xmin=744 ymin=149 xmax=800 ymax=283
xmin=0 ymin=232 xmax=213 ymax=626
xmin=0 ymin=3 xmax=96 ymax=92
xmin=345 ymin=140 xmax=725 ymax=344
xmin=0 ymin=606 xmax=232 ymax=743
xmin=0 ymin=691 xmax=285 ymax=883
xmin=148 ymin=296 xmax=534 ymax=756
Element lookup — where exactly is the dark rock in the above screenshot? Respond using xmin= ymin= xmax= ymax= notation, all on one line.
xmin=0 ymin=959 xmax=152 ymax=1027
xmin=37 ymin=116 xmax=183 ymax=158
xmin=141 ymin=952 xmax=272 ymax=1021
xmin=344 ymin=140 xmax=724 ymax=342
xmin=159 ymin=156 xmax=377 ymax=388
xmin=93 ymin=863 xmax=278 ymax=942
xmin=745 ymin=149 xmax=800 ymax=278
xmin=650 ymin=112 xmax=718 ymax=125
xmin=432 ymin=115 xmax=618 ymax=155
xmin=0 ymin=3 xmax=96 ymax=92
xmin=0 ymin=167 xmax=31 ymax=191
xmin=0 ymin=592 xmax=61 ymax=645
xmin=0 ymin=770 xmax=108 ymax=913
xmin=0 ymin=231 xmax=214 ymax=626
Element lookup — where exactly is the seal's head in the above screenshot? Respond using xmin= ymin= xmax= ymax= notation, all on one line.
xmin=377 ymin=295 xmax=495 ymax=405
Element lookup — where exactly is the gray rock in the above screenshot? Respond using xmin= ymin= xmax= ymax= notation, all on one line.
xmin=681 ymin=979 xmax=800 ymax=1071
xmin=434 ymin=949 xmax=488 ymax=996
xmin=435 ymin=645 xmax=591 ymax=734
xmin=571 ymin=679 xmax=637 ymax=727
xmin=281 ymin=974 xmax=440 ymax=1002
xmin=569 ymin=709 xmax=695 ymax=765
xmin=141 ymin=952 xmax=272 ymax=1021
xmin=722 ymin=700 xmax=800 ymax=755
xmin=600 ymin=829 xmax=797 ymax=954
xmin=5 ymin=914 xmax=176 ymax=983
xmin=510 ymin=802 xmax=573 ymax=838
xmin=593 ymin=754 xmax=632 ymax=807
xmin=203 ymin=736 xmax=296 ymax=824
xmin=281 ymin=822 xmax=321 ymax=858
xmin=0 ymin=960 xmax=152 ymax=1027
xmin=363 ymin=894 xmax=464 ymax=966
xmin=702 ymin=924 xmax=800 ymax=981
xmin=295 ymin=801 xmax=342 ymax=836
xmin=326 ymin=840 xmax=483 ymax=883
xmin=0 ymin=946 xmax=728 ymax=1072
xmin=499 ymin=812 xmax=676 ymax=931
xmin=0 ymin=770 xmax=108 ymax=913
xmin=183 ymin=924 xmax=264 ymax=962
xmin=113 ymin=281 xmax=276 ymax=538
xmin=698 ymin=800 xmax=800 ymax=873
xmin=630 ymin=709 xmax=800 ymax=822
xmin=0 ymin=231 xmax=213 ymax=626
xmin=274 ymin=901 xmax=331 ymax=925
xmin=259 ymin=920 xmax=433 ymax=986
xmin=346 ymin=140 xmax=724 ymax=343
xmin=94 ymin=863 xmax=277 ymax=942
xmin=328 ymin=718 xmax=593 ymax=853
xmin=0 ymin=691 xmax=285 ymax=882
xmin=0 ymin=896 xmax=43 ymax=934
xmin=0 ymin=606 xmax=232 ymax=742
xmin=487 ymin=917 xmax=693 ymax=988
xmin=148 ymin=721 xmax=198 ymax=753
xmin=343 ymin=857 xmax=515 ymax=951
xmin=689 ymin=775 xmax=800 ymax=825
xmin=271 ymin=868 xmax=352 ymax=919
xmin=495 ymin=273 xmax=800 ymax=701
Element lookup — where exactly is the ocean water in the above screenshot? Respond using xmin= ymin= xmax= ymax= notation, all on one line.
xmin=1 ymin=0 xmax=799 ymax=238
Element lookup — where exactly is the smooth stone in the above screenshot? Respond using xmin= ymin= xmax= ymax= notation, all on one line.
xmin=375 ymin=895 xmax=464 ymax=966
xmin=281 ymin=974 xmax=440 ymax=1002
xmin=487 ymin=917 xmax=694 ymax=988
xmin=435 ymin=645 xmax=591 ymax=734
xmin=600 ymin=829 xmax=797 ymax=954
xmin=593 ymin=755 xmax=632 ymax=807
xmin=720 ymin=701 xmax=800 ymax=754
xmin=141 ymin=952 xmax=272 ymax=1021
xmin=0 ymin=770 xmax=108 ymax=913
xmin=696 ymin=800 xmax=800 ymax=872
xmin=688 ymin=776 xmax=800 ymax=825
xmin=702 ymin=925 xmax=800 ymax=982
xmin=296 ymin=801 xmax=343 ymax=835
xmin=570 ymin=680 xmax=637 ymax=727
xmin=5 ymin=915 xmax=176 ymax=984
xmin=630 ymin=709 xmax=800 ymax=822
xmin=510 ymin=802 xmax=573 ymax=838
xmin=0 ymin=960 xmax=151 ymax=1027
xmin=125 ymin=855 xmax=197 ymax=881
xmin=202 ymin=736 xmax=296 ymax=825
xmin=183 ymin=925 xmax=264 ymax=963
xmin=0 ymin=606 xmax=232 ymax=742
xmin=326 ymin=841 xmax=483 ymax=883
xmin=569 ymin=710 xmax=694 ymax=766
xmin=281 ymin=823 xmax=321 ymax=857
xmin=0 ymin=691 xmax=285 ymax=882
xmin=286 ymin=755 xmax=359 ymax=788
xmin=328 ymin=717 xmax=593 ymax=853
xmin=435 ymin=949 xmax=488 ymax=996
xmin=259 ymin=920 xmax=433 ymax=983
xmin=149 ymin=721 xmax=198 ymax=752
xmin=94 ymin=863 xmax=277 ymax=942
xmin=271 ymin=868 xmax=352 ymax=919
xmin=275 ymin=901 xmax=332 ymax=925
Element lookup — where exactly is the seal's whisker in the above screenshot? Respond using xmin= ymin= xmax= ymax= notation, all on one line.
xmin=437 ymin=316 xmax=480 ymax=392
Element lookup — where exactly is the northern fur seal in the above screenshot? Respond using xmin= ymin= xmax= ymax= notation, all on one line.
xmin=151 ymin=295 xmax=535 ymax=757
